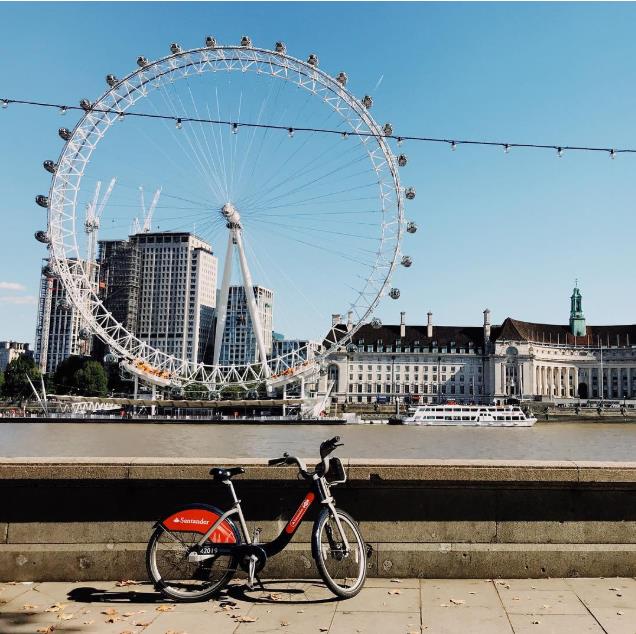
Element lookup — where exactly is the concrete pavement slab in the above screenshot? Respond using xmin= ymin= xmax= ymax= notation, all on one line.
xmin=421 ymin=606 xmax=513 ymax=634
xmin=330 ymin=610 xmax=420 ymax=634
xmin=142 ymin=607 xmax=239 ymax=634
xmin=496 ymin=588 xmax=588 ymax=615
xmin=494 ymin=579 xmax=571 ymax=591
xmin=0 ymin=582 xmax=35 ymax=605
xmin=334 ymin=586 xmax=420 ymax=612
xmin=565 ymin=577 xmax=636 ymax=608
xmin=586 ymin=607 xmax=636 ymax=634
xmin=421 ymin=579 xmax=501 ymax=608
xmin=234 ymin=602 xmax=336 ymax=633
xmin=507 ymin=614 xmax=605 ymax=633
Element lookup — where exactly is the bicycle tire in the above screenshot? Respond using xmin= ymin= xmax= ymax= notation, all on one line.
xmin=312 ymin=507 xmax=367 ymax=598
xmin=146 ymin=503 xmax=242 ymax=602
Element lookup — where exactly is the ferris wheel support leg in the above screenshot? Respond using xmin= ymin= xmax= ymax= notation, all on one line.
xmin=300 ymin=376 xmax=306 ymax=400
xmin=212 ymin=232 xmax=235 ymax=369
xmin=151 ymin=384 xmax=156 ymax=417
xmin=234 ymin=230 xmax=270 ymax=377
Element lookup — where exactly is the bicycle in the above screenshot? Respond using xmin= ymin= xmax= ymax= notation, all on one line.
xmin=146 ymin=436 xmax=368 ymax=601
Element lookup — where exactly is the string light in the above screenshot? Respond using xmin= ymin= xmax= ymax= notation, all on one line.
xmin=118 ymin=111 xmax=125 ymax=122
xmin=175 ymin=118 xmax=182 ymax=130
xmin=288 ymin=127 xmax=295 ymax=138
xmin=2 ymin=97 xmax=634 ymax=159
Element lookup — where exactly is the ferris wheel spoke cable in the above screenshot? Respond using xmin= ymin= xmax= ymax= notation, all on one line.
xmin=185 ymin=81 xmax=230 ymax=202
xmin=249 ymin=216 xmax=380 ymax=242
xmin=214 ymin=86 xmax=231 ymax=201
xmin=238 ymin=101 xmax=347 ymax=210
xmin=228 ymin=90 xmax=243 ymax=199
xmin=245 ymin=162 xmax=375 ymax=218
xmin=163 ymin=81 xmax=226 ymax=203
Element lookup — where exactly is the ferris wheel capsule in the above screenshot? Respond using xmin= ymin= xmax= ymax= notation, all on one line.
xmin=57 ymin=299 xmax=71 ymax=311
xmin=371 ymin=318 xmax=383 ymax=329
xmin=42 ymin=263 xmax=55 ymax=277
xmin=336 ymin=72 xmax=348 ymax=86
xmin=205 ymin=36 xmax=217 ymax=48
xmin=389 ymin=288 xmax=400 ymax=299
xmin=275 ymin=41 xmax=286 ymax=53
xmin=35 ymin=231 xmax=50 ymax=244
xmin=406 ymin=221 xmax=418 ymax=234
xmin=397 ymin=154 xmax=408 ymax=167
xmin=170 ymin=43 xmax=182 ymax=54
xmin=79 ymin=99 xmax=92 ymax=112
xmin=35 ymin=195 xmax=49 ymax=208
xmin=106 ymin=74 xmax=119 ymax=87
xmin=240 ymin=36 xmax=252 ymax=48
xmin=43 ymin=160 xmax=57 ymax=174
xmin=137 ymin=56 xmax=149 ymax=68
xmin=382 ymin=123 xmax=393 ymax=136
xmin=346 ymin=343 xmax=358 ymax=353
xmin=401 ymin=255 xmax=413 ymax=267
xmin=405 ymin=187 xmax=416 ymax=200
xmin=361 ymin=95 xmax=373 ymax=109
xmin=58 ymin=127 xmax=72 ymax=141
xmin=79 ymin=327 xmax=91 ymax=340
xmin=307 ymin=53 xmax=319 ymax=66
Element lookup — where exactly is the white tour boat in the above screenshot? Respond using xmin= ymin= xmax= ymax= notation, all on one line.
xmin=402 ymin=404 xmax=537 ymax=427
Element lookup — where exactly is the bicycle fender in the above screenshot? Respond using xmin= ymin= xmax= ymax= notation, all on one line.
xmin=160 ymin=503 xmax=241 ymax=544
xmin=310 ymin=506 xmax=332 ymax=561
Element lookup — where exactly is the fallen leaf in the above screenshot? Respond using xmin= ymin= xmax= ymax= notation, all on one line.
xmin=156 ymin=604 xmax=175 ymax=612
xmin=616 ymin=593 xmax=623 ymax=597
xmin=388 ymin=589 xmax=401 ymax=595
xmin=116 ymin=579 xmax=142 ymax=587
xmin=83 ymin=621 xmax=95 ymax=625
xmin=133 ymin=621 xmax=151 ymax=627
xmin=36 ymin=627 xmax=55 ymax=634
xmin=390 ymin=578 xmax=402 ymax=583
xmin=449 ymin=598 xmax=465 ymax=605
xmin=617 ymin=611 xmax=624 ymax=616
xmin=45 ymin=603 xmax=66 ymax=613
xmin=234 ymin=615 xmax=257 ymax=622
xmin=101 ymin=608 xmax=119 ymax=616
xmin=468 ymin=591 xmax=476 ymax=595
xmin=319 ymin=629 xmax=329 ymax=633
xmin=57 ymin=613 xmax=74 ymax=621
xmin=105 ymin=617 xmax=120 ymax=624
xmin=440 ymin=603 xmax=451 ymax=608
xmin=512 ymin=596 xmax=520 ymax=601
xmin=22 ymin=603 xmax=39 ymax=610
xmin=608 ymin=587 xmax=618 ymax=591
xmin=541 ymin=604 xmax=551 ymax=609
xmin=119 ymin=631 xmax=134 ymax=634
xmin=532 ymin=620 xmax=540 ymax=625
xmin=297 ymin=609 xmax=304 ymax=613
xmin=268 ymin=592 xmax=284 ymax=601
xmin=281 ymin=621 xmax=289 ymax=627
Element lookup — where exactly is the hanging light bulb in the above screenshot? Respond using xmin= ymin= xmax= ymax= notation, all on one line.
xmin=503 ymin=144 xmax=510 ymax=154
xmin=397 ymin=137 xmax=404 ymax=147
xmin=118 ymin=111 xmax=125 ymax=122
xmin=610 ymin=149 xmax=616 ymax=160
xmin=231 ymin=122 xmax=239 ymax=134
xmin=450 ymin=141 xmax=457 ymax=151
xmin=557 ymin=146 xmax=563 ymax=158
xmin=59 ymin=106 xmax=67 ymax=116
xmin=341 ymin=131 xmax=349 ymax=139
xmin=175 ymin=118 xmax=183 ymax=130
xmin=288 ymin=127 xmax=295 ymax=138
xmin=1 ymin=99 xmax=8 ymax=109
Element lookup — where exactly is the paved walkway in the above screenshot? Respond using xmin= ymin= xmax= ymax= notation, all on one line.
xmin=1 ymin=577 xmax=635 ymax=633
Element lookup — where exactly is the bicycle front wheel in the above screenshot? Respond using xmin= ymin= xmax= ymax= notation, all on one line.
xmin=146 ymin=505 xmax=241 ymax=602
xmin=312 ymin=508 xmax=367 ymax=598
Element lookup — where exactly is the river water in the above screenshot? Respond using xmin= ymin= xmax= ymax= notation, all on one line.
xmin=1 ymin=421 xmax=635 ymax=461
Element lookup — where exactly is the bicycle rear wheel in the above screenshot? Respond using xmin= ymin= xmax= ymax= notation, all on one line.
xmin=312 ymin=508 xmax=367 ymax=598
xmin=146 ymin=504 xmax=241 ymax=602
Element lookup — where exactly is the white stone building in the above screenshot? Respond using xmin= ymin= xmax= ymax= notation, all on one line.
xmin=325 ymin=286 xmax=636 ymax=404
xmin=217 ymin=285 xmax=273 ymax=366
xmin=0 ymin=341 xmax=32 ymax=371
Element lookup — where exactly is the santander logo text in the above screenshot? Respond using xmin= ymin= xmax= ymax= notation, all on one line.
xmin=285 ymin=493 xmax=315 ymax=534
xmin=173 ymin=517 xmax=209 ymax=525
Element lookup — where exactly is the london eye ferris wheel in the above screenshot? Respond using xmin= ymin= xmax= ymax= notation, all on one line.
xmin=35 ymin=37 xmax=416 ymax=393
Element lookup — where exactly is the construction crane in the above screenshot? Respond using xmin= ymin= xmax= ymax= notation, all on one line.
xmin=85 ymin=177 xmax=116 ymax=280
xmin=132 ymin=186 xmax=162 ymax=234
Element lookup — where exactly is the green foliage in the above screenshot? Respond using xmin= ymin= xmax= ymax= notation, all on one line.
xmin=2 ymin=356 xmax=41 ymax=400
xmin=0 ymin=370 xmax=4 ymax=394
xmin=53 ymin=356 xmax=108 ymax=397
xmin=183 ymin=382 xmax=212 ymax=400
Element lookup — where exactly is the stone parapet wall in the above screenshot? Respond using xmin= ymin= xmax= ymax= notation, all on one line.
xmin=1 ymin=459 xmax=635 ymax=580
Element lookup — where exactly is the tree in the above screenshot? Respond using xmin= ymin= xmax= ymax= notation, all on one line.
xmin=53 ymin=356 xmax=107 ymax=397
xmin=0 ymin=370 xmax=4 ymax=395
xmin=2 ymin=356 xmax=41 ymax=400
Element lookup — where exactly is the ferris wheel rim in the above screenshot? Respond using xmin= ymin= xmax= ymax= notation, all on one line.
xmin=44 ymin=41 xmax=406 ymax=389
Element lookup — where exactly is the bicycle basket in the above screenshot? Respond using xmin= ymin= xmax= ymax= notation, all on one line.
xmin=326 ymin=457 xmax=346 ymax=484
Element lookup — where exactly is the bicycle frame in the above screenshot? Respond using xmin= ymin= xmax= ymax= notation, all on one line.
xmin=188 ymin=471 xmax=350 ymax=562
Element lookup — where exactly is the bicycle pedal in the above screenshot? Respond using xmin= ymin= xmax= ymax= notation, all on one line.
xmin=252 ymin=527 xmax=262 ymax=544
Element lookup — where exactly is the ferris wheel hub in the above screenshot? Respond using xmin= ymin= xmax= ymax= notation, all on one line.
xmin=221 ymin=202 xmax=241 ymax=228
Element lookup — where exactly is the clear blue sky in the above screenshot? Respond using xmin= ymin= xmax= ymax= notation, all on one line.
xmin=1 ymin=1 xmax=635 ymax=345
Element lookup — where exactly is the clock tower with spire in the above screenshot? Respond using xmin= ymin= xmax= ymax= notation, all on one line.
xmin=569 ymin=280 xmax=586 ymax=337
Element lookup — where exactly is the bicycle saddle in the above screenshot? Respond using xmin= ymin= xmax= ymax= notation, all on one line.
xmin=210 ymin=466 xmax=245 ymax=481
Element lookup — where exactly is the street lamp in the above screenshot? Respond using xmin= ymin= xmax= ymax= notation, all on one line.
xmin=437 ymin=355 xmax=442 ymax=404
xmin=391 ymin=354 xmax=396 ymax=404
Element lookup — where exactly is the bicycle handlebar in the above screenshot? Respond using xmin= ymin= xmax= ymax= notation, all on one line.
xmin=267 ymin=437 xmax=343 ymax=479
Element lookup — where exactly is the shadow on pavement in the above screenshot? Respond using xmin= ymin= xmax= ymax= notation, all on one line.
xmin=228 ymin=579 xmax=339 ymax=605
xmin=68 ymin=585 xmax=165 ymax=604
